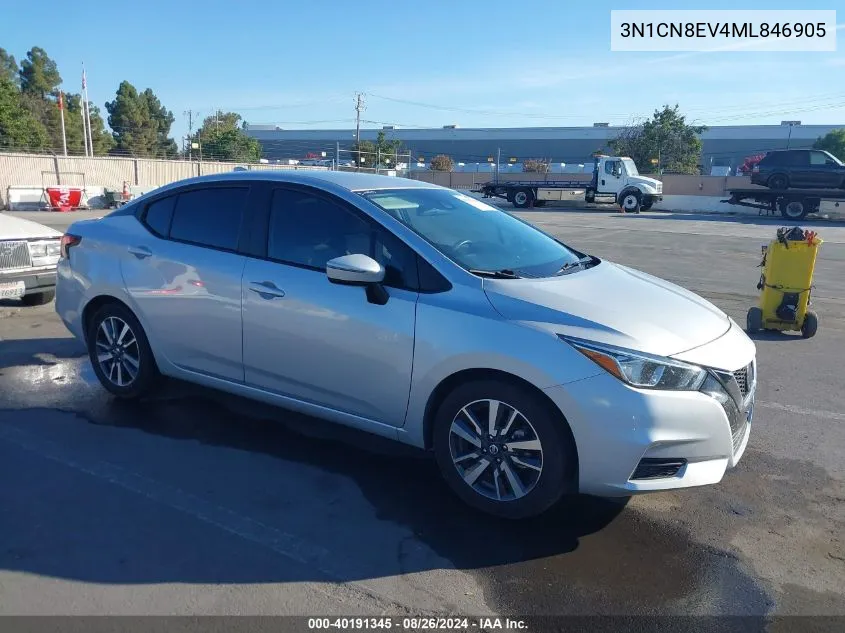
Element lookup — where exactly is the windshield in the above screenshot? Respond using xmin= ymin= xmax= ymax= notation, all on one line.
xmin=621 ymin=158 xmax=639 ymax=176
xmin=361 ymin=188 xmax=585 ymax=278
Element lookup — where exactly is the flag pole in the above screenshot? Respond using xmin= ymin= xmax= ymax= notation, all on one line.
xmin=82 ymin=64 xmax=94 ymax=156
xmin=81 ymin=67 xmax=90 ymax=157
xmin=58 ymin=91 xmax=67 ymax=156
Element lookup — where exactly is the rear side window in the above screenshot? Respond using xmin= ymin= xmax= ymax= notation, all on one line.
xmin=786 ymin=151 xmax=809 ymax=167
xmin=143 ymin=195 xmax=176 ymax=237
xmin=169 ymin=187 xmax=248 ymax=251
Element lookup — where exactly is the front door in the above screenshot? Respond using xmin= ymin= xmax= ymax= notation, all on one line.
xmin=241 ymin=186 xmax=419 ymax=426
xmin=600 ymin=159 xmax=623 ymax=194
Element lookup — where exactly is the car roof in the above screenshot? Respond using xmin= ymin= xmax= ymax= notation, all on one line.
xmin=148 ymin=170 xmax=442 ymax=195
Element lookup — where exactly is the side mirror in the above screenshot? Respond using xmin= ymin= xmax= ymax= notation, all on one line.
xmin=326 ymin=254 xmax=385 ymax=286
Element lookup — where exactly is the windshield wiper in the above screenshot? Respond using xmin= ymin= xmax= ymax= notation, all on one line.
xmin=469 ymin=268 xmax=522 ymax=279
xmin=556 ymin=256 xmax=594 ymax=274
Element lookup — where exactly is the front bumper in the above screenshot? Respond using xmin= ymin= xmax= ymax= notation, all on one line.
xmin=0 ymin=267 xmax=57 ymax=296
xmin=643 ymin=194 xmax=663 ymax=203
xmin=544 ymin=360 xmax=754 ymax=497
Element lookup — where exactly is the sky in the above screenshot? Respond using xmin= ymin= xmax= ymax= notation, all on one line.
xmin=2 ymin=0 xmax=843 ymax=144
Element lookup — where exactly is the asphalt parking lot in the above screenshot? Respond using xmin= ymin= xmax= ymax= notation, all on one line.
xmin=1 ymin=208 xmax=844 ymax=623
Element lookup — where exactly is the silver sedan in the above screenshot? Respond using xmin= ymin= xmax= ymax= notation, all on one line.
xmin=56 ymin=170 xmax=756 ymax=518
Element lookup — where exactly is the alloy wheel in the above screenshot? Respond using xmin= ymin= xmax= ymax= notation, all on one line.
xmin=448 ymin=399 xmax=544 ymax=501
xmin=95 ymin=316 xmax=140 ymax=387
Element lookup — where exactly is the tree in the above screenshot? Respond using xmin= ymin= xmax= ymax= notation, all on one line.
xmin=813 ymin=129 xmax=845 ymax=161
xmin=429 ymin=154 xmax=454 ymax=172
xmin=523 ymin=158 xmax=549 ymax=173
xmin=0 ymin=48 xmax=18 ymax=86
xmin=350 ymin=139 xmax=377 ymax=167
xmin=19 ymin=47 xmax=61 ymax=99
xmin=0 ymin=76 xmax=49 ymax=151
xmin=192 ymin=110 xmax=261 ymax=162
xmin=610 ymin=105 xmax=705 ymax=175
xmin=106 ymin=81 xmax=177 ymax=157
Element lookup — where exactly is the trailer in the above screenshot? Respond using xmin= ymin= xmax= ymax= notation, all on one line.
xmin=472 ymin=155 xmax=663 ymax=213
xmin=723 ymin=188 xmax=845 ymax=220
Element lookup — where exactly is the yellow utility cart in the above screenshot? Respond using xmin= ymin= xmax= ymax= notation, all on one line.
xmin=747 ymin=227 xmax=822 ymax=338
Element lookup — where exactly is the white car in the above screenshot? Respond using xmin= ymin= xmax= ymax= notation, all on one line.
xmin=0 ymin=213 xmax=62 ymax=305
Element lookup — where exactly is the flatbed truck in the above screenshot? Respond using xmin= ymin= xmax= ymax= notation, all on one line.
xmin=723 ymin=187 xmax=845 ymax=220
xmin=473 ymin=155 xmax=663 ymax=213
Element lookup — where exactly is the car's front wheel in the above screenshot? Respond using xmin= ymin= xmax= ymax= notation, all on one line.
xmin=86 ymin=302 xmax=158 ymax=398
xmin=433 ymin=380 xmax=575 ymax=519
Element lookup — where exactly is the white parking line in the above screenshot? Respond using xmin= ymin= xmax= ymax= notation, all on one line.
xmin=757 ymin=401 xmax=845 ymax=421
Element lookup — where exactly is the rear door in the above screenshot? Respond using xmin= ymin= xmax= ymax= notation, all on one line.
xmin=786 ymin=150 xmax=811 ymax=187
xmin=121 ymin=183 xmax=255 ymax=382
xmin=240 ymin=184 xmax=419 ymax=426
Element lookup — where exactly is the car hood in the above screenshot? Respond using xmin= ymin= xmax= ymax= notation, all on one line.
xmin=483 ymin=261 xmax=730 ymax=358
xmin=630 ymin=175 xmax=662 ymax=191
xmin=0 ymin=214 xmax=62 ymax=240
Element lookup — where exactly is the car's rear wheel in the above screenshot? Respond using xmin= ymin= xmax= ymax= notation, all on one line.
xmin=768 ymin=174 xmax=789 ymax=190
xmin=433 ymin=380 xmax=574 ymax=519
xmin=86 ymin=302 xmax=158 ymax=398
xmin=20 ymin=290 xmax=55 ymax=306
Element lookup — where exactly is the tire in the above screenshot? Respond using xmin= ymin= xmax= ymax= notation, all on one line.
xmin=512 ymin=189 xmax=534 ymax=209
xmin=780 ymin=198 xmax=807 ymax=220
xmin=86 ymin=302 xmax=159 ymax=398
xmin=619 ymin=189 xmax=642 ymax=213
xmin=433 ymin=379 xmax=575 ymax=519
xmin=585 ymin=191 xmax=596 ymax=204
xmin=20 ymin=290 xmax=55 ymax=306
xmin=746 ymin=307 xmax=763 ymax=333
xmin=768 ymin=174 xmax=789 ymax=190
xmin=801 ymin=311 xmax=818 ymax=339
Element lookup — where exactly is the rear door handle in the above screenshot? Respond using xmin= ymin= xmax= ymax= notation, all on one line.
xmin=128 ymin=246 xmax=152 ymax=259
xmin=249 ymin=281 xmax=286 ymax=299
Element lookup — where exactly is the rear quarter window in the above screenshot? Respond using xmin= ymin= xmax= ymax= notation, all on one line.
xmin=142 ymin=195 xmax=176 ymax=237
xmin=169 ymin=187 xmax=248 ymax=251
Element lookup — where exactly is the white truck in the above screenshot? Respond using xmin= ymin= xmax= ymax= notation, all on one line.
xmin=473 ymin=155 xmax=663 ymax=212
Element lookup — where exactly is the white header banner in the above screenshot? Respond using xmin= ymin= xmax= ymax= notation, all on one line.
xmin=610 ymin=10 xmax=837 ymax=52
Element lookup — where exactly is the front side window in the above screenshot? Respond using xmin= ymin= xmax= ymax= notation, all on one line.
xmin=361 ymin=189 xmax=585 ymax=278
xmin=168 ymin=187 xmax=247 ymax=250
xmin=604 ymin=160 xmax=618 ymax=175
xmin=267 ymin=189 xmax=417 ymax=289
xmin=810 ymin=151 xmax=828 ymax=166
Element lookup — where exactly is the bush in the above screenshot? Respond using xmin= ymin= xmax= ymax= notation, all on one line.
xmin=429 ymin=154 xmax=454 ymax=172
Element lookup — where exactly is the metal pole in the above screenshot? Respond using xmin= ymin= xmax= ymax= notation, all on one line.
xmin=82 ymin=65 xmax=94 ymax=156
xmin=336 ymin=141 xmax=340 ymax=170
xmin=58 ymin=92 xmax=67 ymax=156
xmin=496 ymin=147 xmax=501 ymax=184
xmin=786 ymin=124 xmax=793 ymax=149
xmin=81 ymin=96 xmax=90 ymax=157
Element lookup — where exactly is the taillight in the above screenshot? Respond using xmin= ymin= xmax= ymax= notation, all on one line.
xmin=752 ymin=165 xmax=760 ymax=173
xmin=60 ymin=234 xmax=81 ymax=258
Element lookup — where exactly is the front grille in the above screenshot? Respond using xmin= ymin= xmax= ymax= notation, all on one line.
xmin=732 ymin=420 xmax=748 ymax=453
xmin=733 ymin=362 xmax=754 ymax=399
xmin=631 ymin=458 xmax=687 ymax=480
xmin=0 ymin=241 xmax=32 ymax=271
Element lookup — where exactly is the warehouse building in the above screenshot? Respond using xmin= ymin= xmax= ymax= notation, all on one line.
xmin=245 ymin=122 xmax=844 ymax=174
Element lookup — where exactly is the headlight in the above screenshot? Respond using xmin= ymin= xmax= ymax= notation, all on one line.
xmin=559 ymin=336 xmax=707 ymax=391
xmin=28 ymin=240 xmax=61 ymax=264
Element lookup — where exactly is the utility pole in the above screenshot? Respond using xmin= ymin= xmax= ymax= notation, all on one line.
xmin=354 ymin=92 xmax=365 ymax=153
xmin=184 ymin=110 xmax=195 ymax=161
xmin=496 ymin=147 xmax=501 ymax=184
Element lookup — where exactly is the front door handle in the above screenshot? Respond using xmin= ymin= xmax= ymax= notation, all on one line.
xmin=128 ymin=245 xmax=152 ymax=259
xmin=249 ymin=281 xmax=286 ymax=299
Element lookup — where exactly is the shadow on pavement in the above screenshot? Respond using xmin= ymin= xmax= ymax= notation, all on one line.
xmin=0 ymin=336 xmax=85 ymax=370
xmin=0 ymin=338 xmax=771 ymax=616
